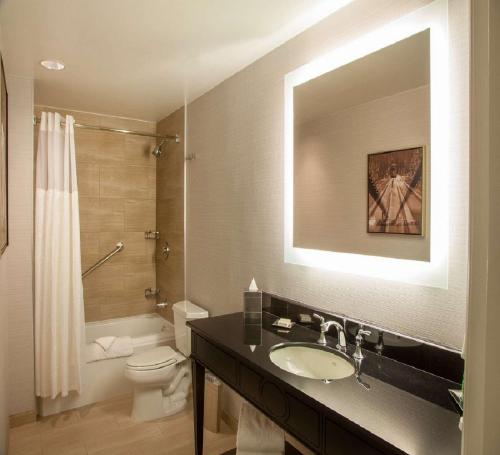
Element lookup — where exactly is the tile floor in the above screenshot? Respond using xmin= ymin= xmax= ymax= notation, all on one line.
xmin=9 ymin=395 xmax=236 ymax=455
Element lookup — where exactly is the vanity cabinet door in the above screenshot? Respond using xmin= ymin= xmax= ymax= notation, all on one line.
xmin=240 ymin=364 xmax=289 ymax=423
xmin=261 ymin=380 xmax=289 ymax=421
xmin=325 ymin=419 xmax=385 ymax=455
xmin=285 ymin=394 xmax=321 ymax=450
xmin=240 ymin=364 xmax=321 ymax=452
xmin=240 ymin=364 xmax=263 ymax=403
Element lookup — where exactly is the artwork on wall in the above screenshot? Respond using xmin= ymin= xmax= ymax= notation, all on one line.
xmin=367 ymin=146 xmax=424 ymax=235
xmin=0 ymin=56 xmax=8 ymax=256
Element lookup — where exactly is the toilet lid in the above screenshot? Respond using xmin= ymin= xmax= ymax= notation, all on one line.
xmin=126 ymin=346 xmax=178 ymax=370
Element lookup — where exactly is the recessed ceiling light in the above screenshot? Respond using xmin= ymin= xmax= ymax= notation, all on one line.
xmin=40 ymin=60 xmax=65 ymax=71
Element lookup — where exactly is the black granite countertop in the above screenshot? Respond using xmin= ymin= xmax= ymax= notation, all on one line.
xmin=188 ymin=312 xmax=462 ymax=455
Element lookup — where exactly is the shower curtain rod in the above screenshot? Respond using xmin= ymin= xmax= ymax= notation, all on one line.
xmin=33 ymin=116 xmax=179 ymax=142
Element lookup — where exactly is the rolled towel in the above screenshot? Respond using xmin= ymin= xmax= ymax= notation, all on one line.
xmin=86 ymin=336 xmax=133 ymax=363
xmin=236 ymin=402 xmax=285 ymax=455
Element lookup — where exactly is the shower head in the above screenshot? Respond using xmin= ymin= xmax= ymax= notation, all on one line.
xmin=152 ymin=139 xmax=166 ymax=158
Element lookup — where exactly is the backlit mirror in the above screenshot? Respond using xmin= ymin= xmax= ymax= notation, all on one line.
xmin=293 ymin=29 xmax=430 ymax=262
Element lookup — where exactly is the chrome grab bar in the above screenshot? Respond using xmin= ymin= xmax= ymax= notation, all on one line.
xmin=82 ymin=242 xmax=124 ymax=279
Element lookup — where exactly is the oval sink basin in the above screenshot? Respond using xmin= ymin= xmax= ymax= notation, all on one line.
xmin=269 ymin=342 xmax=355 ymax=381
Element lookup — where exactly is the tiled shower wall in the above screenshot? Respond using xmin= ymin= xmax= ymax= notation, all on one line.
xmin=35 ymin=106 xmax=158 ymax=322
xmin=155 ymin=107 xmax=185 ymax=322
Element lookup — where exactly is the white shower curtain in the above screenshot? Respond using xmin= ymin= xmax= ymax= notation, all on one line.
xmin=35 ymin=112 xmax=85 ymax=398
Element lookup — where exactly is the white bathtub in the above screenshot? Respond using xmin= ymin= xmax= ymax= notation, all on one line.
xmin=38 ymin=313 xmax=175 ymax=417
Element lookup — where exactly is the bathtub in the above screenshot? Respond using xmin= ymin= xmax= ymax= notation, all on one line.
xmin=38 ymin=313 xmax=175 ymax=417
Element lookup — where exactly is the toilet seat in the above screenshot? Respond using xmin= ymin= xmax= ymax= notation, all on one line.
xmin=126 ymin=346 xmax=180 ymax=371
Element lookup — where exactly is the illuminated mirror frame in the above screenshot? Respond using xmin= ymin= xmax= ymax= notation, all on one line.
xmin=284 ymin=0 xmax=449 ymax=289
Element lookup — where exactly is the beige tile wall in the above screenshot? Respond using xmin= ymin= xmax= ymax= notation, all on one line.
xmin=155 ymin=107 xmax=185 ymax=322
xmin=35 ymin=106 xmax=158 ymax=322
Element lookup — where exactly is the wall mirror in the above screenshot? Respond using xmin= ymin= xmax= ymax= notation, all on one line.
xmin=284 ymin=0 xmax=449 ymax=288
xmin=294 ymin=30 xmax=430 ymax=261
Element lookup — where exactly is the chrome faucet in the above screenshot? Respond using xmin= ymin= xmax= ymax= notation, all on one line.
xmin=313 ymin=314 xmax=347 ymax=352
xmin=353 ymin=328 xmax=371 ymax=360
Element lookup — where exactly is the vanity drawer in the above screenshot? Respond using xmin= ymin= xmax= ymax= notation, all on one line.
xmin=285 ymin=394 xmax=321 ymax=449
xmin=240 ymin=365 xmax=263 ymax=404
xmin=193 ymin=335 xmax=237 ymax=386
xmin=325 ymin=418 xmax=384 ymax=455
xmin=240 ymin=365 xmax=320 ymax=450
xmin=261 ymin=380 xmax=288 ymax=421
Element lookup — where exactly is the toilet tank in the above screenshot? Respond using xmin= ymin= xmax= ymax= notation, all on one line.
xmin=172 ymin=300 xmax=209 ymax=356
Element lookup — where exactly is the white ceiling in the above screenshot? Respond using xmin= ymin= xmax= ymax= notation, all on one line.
xmin=0 ymin=0 xmax=349 ymax=121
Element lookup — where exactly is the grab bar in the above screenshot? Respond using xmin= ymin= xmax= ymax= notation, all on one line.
xmin=82 ymin=242 xmax=124 ymax=279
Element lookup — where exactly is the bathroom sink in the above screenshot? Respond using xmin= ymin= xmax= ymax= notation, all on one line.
xmin=269 ymin=342 xmax=355 ymax=381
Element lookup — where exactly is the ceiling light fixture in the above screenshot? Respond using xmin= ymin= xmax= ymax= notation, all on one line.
xmin=40 ymin=60 xmax=65 ymax=71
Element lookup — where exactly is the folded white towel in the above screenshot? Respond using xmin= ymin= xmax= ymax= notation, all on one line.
xmin=95 ymin=336 xmax=116 ymax=351
xmin=236 ymin=402 xmax=285 ymax=455
xmin=86 ymin=336 xmax=133 ymax=363
xmin=108 ymin=336 xmax=133 ymax=357
xmin=86 ymin=343 xmax=106 ymax=363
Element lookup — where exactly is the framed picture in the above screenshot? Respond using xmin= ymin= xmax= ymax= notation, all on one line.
xmin=367 ymin=146 xmax=424 ymax=235
xmin=0 ymin=56 xmax=8 ymax=255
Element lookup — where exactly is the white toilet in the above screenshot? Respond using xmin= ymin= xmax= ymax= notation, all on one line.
xmin=125 ymin=301 xmax=209 ymax=422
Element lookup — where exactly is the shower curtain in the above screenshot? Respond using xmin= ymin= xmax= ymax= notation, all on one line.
xmin=35 ymin=112 xmax=85 ymax=398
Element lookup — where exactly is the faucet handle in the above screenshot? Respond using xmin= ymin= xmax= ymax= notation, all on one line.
xmin=358 ymin=329 xmax=371 ymax=337
xmin=353 ymin=329 xmax=371 ymax=360
xmin=356 ymin=329 xmax=371 ymax=343
xmin=313 ymin=313 xmax=325 ymax=324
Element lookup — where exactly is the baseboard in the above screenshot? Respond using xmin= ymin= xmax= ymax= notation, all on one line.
xmin=9 ymin=410 xmax=37 ymax=428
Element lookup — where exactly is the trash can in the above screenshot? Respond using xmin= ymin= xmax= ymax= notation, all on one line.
xmin=204 ymin=371 xmax=222 ymax=433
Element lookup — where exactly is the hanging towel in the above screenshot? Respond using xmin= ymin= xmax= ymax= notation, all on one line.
xmin=236 ymin=402 xmax=285 ymax=455
xmin=86 ymin=336 xmax=133 ymax=363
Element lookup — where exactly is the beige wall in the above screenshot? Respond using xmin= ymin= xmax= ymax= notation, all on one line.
xmin=294 ymin=85 xmax=430 ymax=261
xmin=186 ymin=0 xmax=469 ymax=349
xmin=156 ymin=107 xmax=185 ymax=322
xmin=0 ymin=255 xmax=8 ymax=454
xmin=1 ymin=76 xmax=35 ymax=429
xmin=35 ymin=106 xmax=157 ymax=322
xmin=0 ymin=25 xmax=7 ymax=454
xmin=463 ymin=0 xmax=500 ymax=453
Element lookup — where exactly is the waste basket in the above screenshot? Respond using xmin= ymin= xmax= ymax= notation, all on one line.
xmin=204 ymin=371 xmax=222 ymax=432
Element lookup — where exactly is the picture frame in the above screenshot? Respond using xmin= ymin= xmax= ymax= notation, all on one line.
xmin=0 ymin=55 xmax=8 ymax=256
xmin=367 ymin=146 xmax=425 ymax=235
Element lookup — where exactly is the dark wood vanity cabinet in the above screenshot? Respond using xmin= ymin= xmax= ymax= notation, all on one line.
xmin=190 ymin=332 xmax=402 ymax=455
